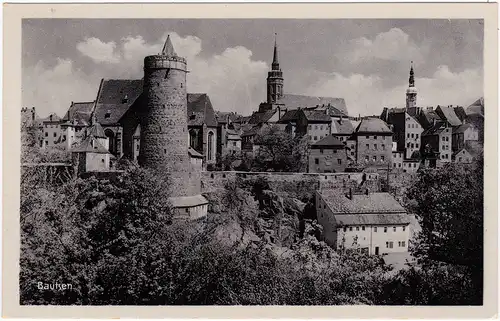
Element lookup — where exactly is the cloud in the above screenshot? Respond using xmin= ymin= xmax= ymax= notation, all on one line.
xmin=347 ymin=28 xmax=425 ymax=63
xmin=25 ymin=32 xmax=268 ymax=117
xmin=77 ymin=37 xmax=120 ymax=63
xmin=306 ymin=65 xmax=483 ymax=117
xmin=22 ymin=59 xmax=99 ymax=117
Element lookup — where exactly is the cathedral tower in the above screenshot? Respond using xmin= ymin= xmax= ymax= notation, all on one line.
xmin=267 ymin=34 xmax=284 ymax=104
xmin=139 ymin=35 xmax=191 ymax=197
xmin=406 ymin=61 xmax=417 ymax=109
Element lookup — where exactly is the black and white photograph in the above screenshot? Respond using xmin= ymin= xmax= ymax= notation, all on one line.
xmin=4 ymin=3 xmax=497 ymax=315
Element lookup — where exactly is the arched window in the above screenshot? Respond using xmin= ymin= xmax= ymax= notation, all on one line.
xmin=189 ymin=129 xmax=198 ymax=150
xmin=104 ymin=129 xmax=116 ymax=155
xmin=207 ymin=131 xmax=214 ymax=161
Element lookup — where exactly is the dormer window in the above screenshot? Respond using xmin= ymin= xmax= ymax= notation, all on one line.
xmin=122 ymin=95 xmax=128 ymax=104
xmin=105 ymin=111 xmax=111 ymax=119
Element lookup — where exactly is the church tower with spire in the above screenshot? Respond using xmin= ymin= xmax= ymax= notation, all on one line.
xmin=406 ymin=61 xmax=417 ymax=109
xmin=139 ymin=35 xmax=191 ymax=197
xmin=266 ymin=34 xmax=284 ymax=104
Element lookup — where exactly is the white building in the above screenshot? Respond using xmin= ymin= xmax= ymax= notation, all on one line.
xmin=316 ymin=189 xmax=411 ymax=255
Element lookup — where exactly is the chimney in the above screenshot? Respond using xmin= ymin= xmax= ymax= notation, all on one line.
xmin=340 ymin=115 xmax=343 ymax=124
xmin=49 ymin=114 xmax=53 ymax=122
xmin=348 ymin=188 xmax=353 ymax=200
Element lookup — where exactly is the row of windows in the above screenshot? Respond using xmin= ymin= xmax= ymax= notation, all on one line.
xmin=407 ymin=123 xmax=419 ymax=129
xmin=364 ymin=155 xmax=385 ymax=162
xmin=309 ymin=135 xmax=325 ymax=141
xmin=343 ymin=226 xmax=406 ymax=232
xmin=386 ymin=241 xmax=406 ymax=248
xmin=441 ymin=153 xmax=449 ymax=159
xmin=406 ymin=133 xmax=419 ymax=139
xmin=393 ymin=162 xmax=418 ymax=168
xmin=441 ymin=136 xmax=450 ymax=142
xmin=44 ymin=124 xmax=60 ymax=129
xmin=442 ymin=145 xmax=450 ymax=151
xmin=406 ymin=142 xmax=420 ymax=149
xmin=319 ymin=149 xmax=339 ymax=154
xmin=366 ymin=143 xmax=386 ymax=150
xmin=315 ymin=158 xmax=342 ymax=165
xmin=365 ymin=135 xmax=386 ymax=140
xmin=308 ymin=125 xmax=329 ymax=131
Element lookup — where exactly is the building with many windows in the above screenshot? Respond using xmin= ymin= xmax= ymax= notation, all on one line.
xmin=316 ymin=188 xmax=411 ymax=255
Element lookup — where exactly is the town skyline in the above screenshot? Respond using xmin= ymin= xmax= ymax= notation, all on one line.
xmin=22 ymin=19 xmax=483 ymax=118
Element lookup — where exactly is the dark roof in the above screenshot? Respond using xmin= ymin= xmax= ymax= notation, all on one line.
xmin=94 ymin=79 xmax=144 ymax=125
xmin=277 ymin=109 xmax=301 ymax=123
xmin=41 ymin=113 xmax=62 ymax=123
xmin=421 ymin=121 xmax=449 ymax=136
xmin=333 ymin=213 xmax=410 ymax=226
xmin=454 ymin=106 xmax=468 ymax=122
xmin=241 ymin=124 xmax=264 ymax=137
xmin=452 ymin=123 xmax=472 ymax=134
xmin=419 ymin=108 xmax=442 ymax=128
xmin=311 ymin=135 xmax=344 ymax=148
xmin=320 ymin=189 xmax=406 ymax=214
xmin=466 ymin=97 xmax=484 ymax=116
xmin=248 ymin=109 xmax=277 ymax=124
xmin=355 ymin=118 xmax=392 ymax=134
xmin=72 ymin=135 xmax=110 ymax=154
xmin=435 ymin=106 xmax=462 ymax=127
xmin=215 ymin=111 xmax=241 ymax=124
xmin=62 ymin=101 xmax=95 ymax=125
xmin=331 ymin=118 xmax=354 ymax=135
xmin=303 ymin=110 xmax=331 ymax=122
xmin=276 ymin=94 xmax=347 ymax=115
xmin=187 ymin=93 xmax=218 ymax=127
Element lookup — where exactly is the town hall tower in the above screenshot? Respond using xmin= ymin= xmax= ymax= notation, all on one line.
xmin=267 ymin=34 xmax=284 ymax=104
xmin=406 ymin=61 xmax=417 ymax=109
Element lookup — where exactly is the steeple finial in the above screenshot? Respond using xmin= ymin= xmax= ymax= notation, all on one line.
xmin=162 ymin=35 xmax=177 ymax=57
xmin=409 ymin=61 xmax=415 ymax=87
xmin=272 ymin=33 xmax=279 ymax=70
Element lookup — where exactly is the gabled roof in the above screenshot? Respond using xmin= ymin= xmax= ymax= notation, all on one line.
xmin=248 ymin=109 xmax=277 ymax=124
xmin=277 ymin=109 xmax=301 ymax=123
xmin=333 ymin=213 xmax=410 ymax=226
xmin=187 ymin=93 xmax=218 ymax=127
xmin=94 ymin=79 xmax=144 ymax=125
xmin=466 ymin=97 xmax=484 ymax=116
xmin=72 ymin=135 xmax=110 ymax=154
xmin=276 ymin=94 xmax=348 ymax=116
xmin=303 ymin=110 xmax=331 ymax=122
xmin=452 ymin=147 xmax=473 ymax=158
xmin=454 ymin=106 xmax=468 ymax=122
xmin=215 ymin=111 xmax=240 ymax=124
xmin=62 ymin=101 xmax=95 ymax=125
xmin=421 ymin=121 xmax=449 ymax=136
xmin=452 ymin=123 xmax=472 ymax=134
xmin=355 ymin=117 xmax=392 ymax=134
xmin=311 ymin=135 xmax=344 ymax=148
xmin=41 ymin=113 xmax=62 ymax=123
xmin=241 ymin=124 xmax=264 ymax=137
xmin=419 ymin=108 xmax=442 ymax=128
xmin=331 ymin=118 xmax=354 ymax=135
xmin=435 ymin=106 xmax=462 ymax=127
xmin=319 ymin=189 xmax=406 ymax=214
xmin=88 ymin=121 xmax=106 ymax=138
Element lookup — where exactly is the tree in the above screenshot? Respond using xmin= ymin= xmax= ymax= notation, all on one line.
xmin=252 ymin=125 xmax=309 ymax=172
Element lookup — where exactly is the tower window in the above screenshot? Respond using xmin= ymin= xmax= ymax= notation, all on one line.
xmin=180 ymin=83 xmax=183 ymax=88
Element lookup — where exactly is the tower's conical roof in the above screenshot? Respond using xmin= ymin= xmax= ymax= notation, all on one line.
xmin=408 ymin=61 xmax=415 ymax=87
xmin=162 ymin=35 xmax=177 ymax=56
xmin=272 ymin=33 xmax=280 ymax=70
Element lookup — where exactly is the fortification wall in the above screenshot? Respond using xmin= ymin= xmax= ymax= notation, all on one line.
xmin=201 ymin=171 xmax=381 ymax=200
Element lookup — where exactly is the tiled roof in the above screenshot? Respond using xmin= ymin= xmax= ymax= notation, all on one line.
xmin=466 ymin=97 xmax=484 ymax=115
xmin=169 ymin=194 xmax=208 ymax=208
xmin=452 ymin=123 xmax=471 ymax=134
xmin=72 ymin=135 xmax=110 ymax=154
xmin=355 ymin=117 xmax=392 ymax=134
xmin=276 ymin=94 xmax=347 ymax=115
xmin=62 ymin=101 xmax=95 ymax=123
xmin=333 ymin=213 xmax=410 ymax=226
xmin=187 ymin=93 xmax=218 ymax=127
xmin=320 ymin=189 xmax=406 ymax=214
xmin=241 ymin=124 xmax=264 ymax=137
xmin=436 ymin=106 xmax=462 ymax=127
xmin=303 ymin=110 xmax=331 ymax=122
xmin=88 ymin=122 xmax=106 ymax=138
xmin=248 ymin=109 xmax=277 ymax=124
xmin=94 ymin=79 xmax=144 ymax=125
xmin=277 ymin=109 xmax=301 ymax=123
xmin=311 ymin=135 xmax=344 ymax=148
xmin=419 ymin=109 xmax=442 ymax=128
xmin=215 ymin=111 xmax=240 ymax=124
xmin=41 ymin=113 xmax=62 ymax=123
xmin=331 ymin=118 xmax=354 ymax=135
xmin=454 ymin=106 xmax=468 ymax=122
xmin=421 ymin=121 xmax=448 ymax=136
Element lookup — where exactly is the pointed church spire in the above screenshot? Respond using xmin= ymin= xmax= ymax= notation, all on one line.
xmin=409 ymin=61 xmax=415 ymax=87
xmin=162 ymin=35 xmax=177 ymax=57
xmin=272 ymin=33 xmax=280 ymax=70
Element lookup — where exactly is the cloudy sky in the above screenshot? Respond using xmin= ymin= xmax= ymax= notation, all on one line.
xmin=22 ymin=19 xmax=483 ymax=118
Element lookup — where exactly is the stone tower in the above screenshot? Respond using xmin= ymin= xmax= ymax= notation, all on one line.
xmin=406 ymin=61 xmax=417 ymax=109
xmin=139 ymin=35 xmax=191 ymax=197
xmin=267 ymin=34 xmax=284 ymax=104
